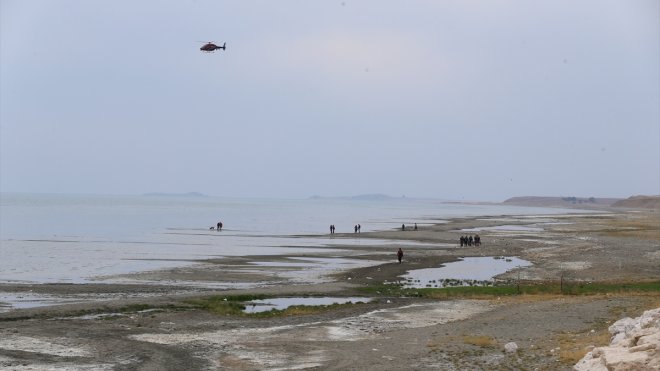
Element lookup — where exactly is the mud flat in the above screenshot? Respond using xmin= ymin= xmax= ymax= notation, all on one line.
xmin=0 ymin=210 xmax=658 ymax=370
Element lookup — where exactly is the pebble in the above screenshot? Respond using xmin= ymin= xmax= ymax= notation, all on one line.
xmin=504 ymin=342 xmax=518 ymax=353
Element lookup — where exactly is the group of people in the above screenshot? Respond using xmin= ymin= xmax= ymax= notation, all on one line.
xmin=331 ymin=223 xmax=425 ymax=234
xmin=460 ymin=234 xmax=481 ymax=246
xmin=213 ymin=221 xmax=407 ymax=263
xmin=327 ymin=224 xmax=405 ymax=263
xmin=328 ymin=224 xmax=362 ymax=233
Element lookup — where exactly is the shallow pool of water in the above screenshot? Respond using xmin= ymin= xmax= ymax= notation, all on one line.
xmin=460 ymin=225 xmax=543 ymax=232
xmin=0 ymin=292 xmax=85 ymax=312
xmin=397 ymin=256 xmax=532 ymax=288
xmin=244 ymin=297 xmax=371 ymax=313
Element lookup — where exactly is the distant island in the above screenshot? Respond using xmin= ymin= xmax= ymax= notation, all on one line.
xmin=501 ymin=195 xmax=660 ymax=209
xmin=142 ymin=192 xmax=208 ymax=198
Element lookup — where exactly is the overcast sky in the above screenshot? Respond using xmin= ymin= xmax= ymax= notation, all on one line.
xmin=1 ymin=0 xmax=658 ymax=201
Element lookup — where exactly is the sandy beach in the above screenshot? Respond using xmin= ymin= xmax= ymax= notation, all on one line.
xmin=1 ymin=209 xmax=658 ymax=370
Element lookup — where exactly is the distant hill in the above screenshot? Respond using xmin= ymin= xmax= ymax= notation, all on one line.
xmin=502 ymin=196 xmax=621 ymax=208
xmin=611 ymin=195 xmax=660 ymax=209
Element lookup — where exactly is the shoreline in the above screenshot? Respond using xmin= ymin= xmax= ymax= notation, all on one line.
xmin=1 ymin=209 xmax=658 ymax=370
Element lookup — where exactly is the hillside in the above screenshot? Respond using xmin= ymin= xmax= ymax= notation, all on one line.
xmin=502 ymin=196 xmax=621 ymax=208
xmin=611 ymin=195 xmax=660 ymax=209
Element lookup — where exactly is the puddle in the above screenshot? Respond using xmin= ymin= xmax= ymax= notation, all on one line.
xmin=0 ymin=290 xmax=198 ymax=313
xmin=249 ymin=261 xmax=315 ymax=268
xmin=460 ymin=225 xmax=543 ymax=232
xmin=261 ymin=257 xmax=384 ymax=285
xmin=60 ymin=308 xmax=162 ymax=320
xmin=325 ymin=239 xmax=441 ymax=248
xmin=0 ymin=292 xmax=86 ymax=312
xmin=395 ymin=257 xmax=532 ymax=288
xmin=248 ymin=257 xmax=370 ymax=269
xmin=244 ymin=297 xmax=371 ymax=313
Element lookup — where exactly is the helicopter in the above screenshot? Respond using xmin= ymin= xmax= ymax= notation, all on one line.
xmin=200 ymin=42 xmax=226 ymax=52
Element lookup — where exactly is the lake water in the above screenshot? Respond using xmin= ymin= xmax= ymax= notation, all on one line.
xmin=0 ymin=193 xmax=578 ymax=285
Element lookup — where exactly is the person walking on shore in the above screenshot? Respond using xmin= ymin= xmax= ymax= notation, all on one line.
xmin=397 ymin=248 xmax=404 ymax=264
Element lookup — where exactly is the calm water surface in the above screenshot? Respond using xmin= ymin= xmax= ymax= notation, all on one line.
xmin=1 ymin=193 xmax=580 ymax=284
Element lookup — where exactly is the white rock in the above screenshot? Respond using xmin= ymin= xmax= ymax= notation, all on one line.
xmin=574 ymin=350 xmax=607 ymax=371
xmin=574 ymin=307 xmax=660 ymax=371
xmin=504 ymin=342 xmax=518 ymax=353
xmin=609 ymin=317 xmax=638 ymax=346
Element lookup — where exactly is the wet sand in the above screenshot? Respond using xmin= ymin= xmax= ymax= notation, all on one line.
xmin=1 ymin=209 xmax=658 ymax=370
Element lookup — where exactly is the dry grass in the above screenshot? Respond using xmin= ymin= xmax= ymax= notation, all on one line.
xmin=551 ymin=294 xmax=660 ymax=365
xmin=427 ymin=335 xmax=497 ymax=349
xmin=556 ymin=329 xmax=611 ymax=364
xmin=489 ymin=294 xmax=565 ymax=304
xmin=606 ymin=295 xmax=660 ymax=319
xmin=462 ymin=335 xmax=497 ymax=347
xmin=560 ymin=348 xmax=592 ymax=364
xmin=217 ymin=355 xmax=257 ymax=369
xmin=555 ymin=212 xmax=660 ymax=240
xmin=600 ymin=215 xmax=660 ymax=240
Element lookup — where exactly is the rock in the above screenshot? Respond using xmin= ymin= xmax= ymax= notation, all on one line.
xmin=504 ymin=342 xmax=518 ymax=353
xmin=609 ymin=317 xmax=638 ymax=346
xmin=574 ymin=307 xmax=660 ymax=371
xmin=628 ymin=343 xmax=656 ymax=352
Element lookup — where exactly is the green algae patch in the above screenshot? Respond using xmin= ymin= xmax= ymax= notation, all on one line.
xmin=183 ymin=294 xmax=369 ymax=317
xmin=360 ymin=281 xmax=660 ymax=299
